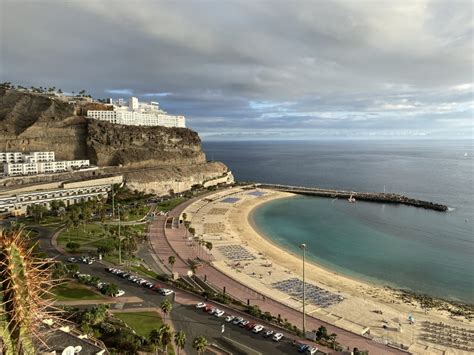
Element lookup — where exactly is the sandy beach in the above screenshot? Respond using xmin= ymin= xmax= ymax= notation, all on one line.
xmin=183 ymin=187 xmax=473 ymax=354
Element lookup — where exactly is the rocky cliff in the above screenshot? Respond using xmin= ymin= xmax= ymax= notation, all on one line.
xmin=0 ymin=89 xmax=234 ymax=191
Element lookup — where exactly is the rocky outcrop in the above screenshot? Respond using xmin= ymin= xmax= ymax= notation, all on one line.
xmin=1 ymin=89 xmax=209 ymax=168
xmin=0 ymin=88 xmax=234 ymax=192
xmin=125 ymin=161 xmax=234 ymax=195
xmin=86 ymin=120 xmax=205 ymax=167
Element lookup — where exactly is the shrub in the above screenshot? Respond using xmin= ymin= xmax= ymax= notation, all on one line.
xmin=66 ymin=241 xmax=80 ymax=252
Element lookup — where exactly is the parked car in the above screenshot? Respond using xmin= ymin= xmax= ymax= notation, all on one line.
xmin=239 ymin=320 xmax=249 ymax=328
xmin=214 ymin=309 xmax=225 ymax=317
xmin=306 ymin=347 xmax=318 ymax=355
xmin=272 ymin=333 xmax=284 ymax=342
xmin=252 ymin=325 xmax=264 ymax=333
xmin=245 ymin=322 xmax=256 ymax=330
xmin=204 ymin=305 xmax=214 ymax=313
xmin=225 ymin=315 xmax=235 ymax=322
xmin=113 ymin=290 xmax=125 ymax=297
xmin=196 ymin=302 xmax=207 ymax=309
xmin=297 ymin=344 xmax=310 ymax=353
xmin=263 ymin=329 xmax=274 ymax=338
xmin=232 ymin=317 xmax=243 ymax=325
xmin=207 ymin=307 xmax=216 ymax=315
xmin=67 ymin=257 xmax=77 ymax=263
xmin=160 ymin=289 xmax=174 ymax=296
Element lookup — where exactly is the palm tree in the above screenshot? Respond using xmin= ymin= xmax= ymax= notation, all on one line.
xmin=205 ymin=241 xmax=213 ymax=255
xmin=168 ymin=255 xmax=176 ymax=269
xmin=160 ymin=299 xmax=172 ymax=320
xmin=192 ymin=335 xmax=208 ymax=354
xmin=328 ymin=332 xmax=338 ymax=349
xmin=174 ymin=330 xmax=186 ymax=355
xmin=158 ymin=324 xmax=173 ymax=353
xmin=149 ymin=328 xmax=161 ymax=354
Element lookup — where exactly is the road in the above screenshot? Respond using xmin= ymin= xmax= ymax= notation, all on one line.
xmin=34 ymin=226 xmax=318 ymax=354
xmin=149 ymin=189 xmax=406 ymax=354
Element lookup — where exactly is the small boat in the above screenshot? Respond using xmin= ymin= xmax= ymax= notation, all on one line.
xmin=348 ymin=194 xmax=356 ymax=203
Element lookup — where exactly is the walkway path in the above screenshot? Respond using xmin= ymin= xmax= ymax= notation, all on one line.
xmin=149 ymin=190 xmax=406 ymax=354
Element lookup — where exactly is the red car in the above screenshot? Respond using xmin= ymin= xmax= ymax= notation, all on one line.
xmin=152 ymin=283 xmax=162 ymax=291
xmin=204 ymin=305 xmax=213 ymax=313
xmin=245 ymin=322 xmax=256 ymax=330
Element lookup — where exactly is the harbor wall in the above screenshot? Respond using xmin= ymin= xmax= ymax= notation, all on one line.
xmin=257 ymin=184 xmax=448 ymax=212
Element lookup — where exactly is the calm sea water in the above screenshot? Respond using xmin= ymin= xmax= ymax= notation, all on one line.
xmin=203 ymin=140 xmax=473 ymax=303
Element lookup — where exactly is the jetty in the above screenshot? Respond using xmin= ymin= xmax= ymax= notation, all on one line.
xmin=256 ymin=183 xmax=448 ymax=212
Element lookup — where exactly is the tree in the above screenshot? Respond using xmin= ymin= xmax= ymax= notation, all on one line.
xmin=328 ymin=332 xmax=338 ymax=349
xmin=121 ymin=234 xmax=137 ymax=258
xmin=149 ymin=328 xmax=161 ymax=354
xmin=174 ymin=330 xmax=186 ymax=355
xmin=168 ymin=255 xmax=176 ymax=268
xmin=101 ymin=283 xmax=119 ymax=297
xmin=160 ymin=299 xmax=172 ymax=320
xmin=205 ymin=241 xmax=213 ymax=253
xmin=81 ymin=305 xmax=108 ymax=326
xmin=192 ymin=336 xmax=208 ymax=354
xmin=66 ymin=241 xmax=80 ymax=252
xmin=316 ymin=325 xmax=328 ymax=341
xmin=27 ymin=204 xmax=47 ymax=223
xmin=158 ymin=324 xmax=173 ymax=352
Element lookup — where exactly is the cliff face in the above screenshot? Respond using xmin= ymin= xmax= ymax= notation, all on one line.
xmin=87 ymin=120 xmax=205 ymax=168
xmin=1 ymin=89 xmax=207 ymax=167
xmin=0 ymin=89 xmax=234 ymax=190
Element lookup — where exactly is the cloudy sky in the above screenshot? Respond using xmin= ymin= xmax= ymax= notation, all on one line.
xmin=1 ymin=0 xmax=472 ymax=140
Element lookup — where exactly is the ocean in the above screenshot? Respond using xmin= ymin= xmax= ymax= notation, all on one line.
xmin=202 ymin=140 xmax=474 ymax=303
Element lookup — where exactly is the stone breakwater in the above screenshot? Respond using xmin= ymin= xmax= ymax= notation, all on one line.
xmin=256 ymin=184 xmax=448 ymax=212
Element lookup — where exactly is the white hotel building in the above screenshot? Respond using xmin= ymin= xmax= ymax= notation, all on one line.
xmin=1 ymin=151 xmax=90 ymax=177
xmin=87 ymin=97 xmax=186 ymax=128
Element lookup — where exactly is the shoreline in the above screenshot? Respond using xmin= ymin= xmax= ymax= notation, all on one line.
xmin=247 ymin=194 xmax=390 ymax=292
xmin=185 ymin=187 xmax=473 ymax=354
xmin=247 ymin=194 xmax=472 ymax=307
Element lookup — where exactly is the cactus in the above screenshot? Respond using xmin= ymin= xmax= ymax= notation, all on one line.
xmin=0 ymin=228 xmax=56 ymax=354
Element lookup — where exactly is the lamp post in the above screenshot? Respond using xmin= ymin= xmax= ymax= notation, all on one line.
xmin=118 ymin=204 xmax=122 ymax=265
xmin=300 ymin=243 xmax=307 ymax=335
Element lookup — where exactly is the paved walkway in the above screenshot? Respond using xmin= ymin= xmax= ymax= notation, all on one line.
xmin=148 ymin=192 xmax=406 ymax=354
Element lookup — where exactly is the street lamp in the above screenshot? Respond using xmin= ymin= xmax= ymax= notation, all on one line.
xmin=118 ymin=204 xmax=122 ymax=265
xmin=300 ymin=243 xmax=307 ymax=335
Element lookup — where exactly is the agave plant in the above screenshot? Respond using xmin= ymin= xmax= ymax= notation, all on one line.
xmin=0 ymin=228 xmax=57 ymax=354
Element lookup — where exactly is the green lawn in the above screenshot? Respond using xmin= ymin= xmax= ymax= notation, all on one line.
xmin=130 ymin=264 xmax=159 ymax=279
xmin=156 ymin=197 xmax=186 ymax=212
xmin=53 ymin=282 xmax=106 ymax=301
xmin=114 ymin=311 xmax=164 ymax=337
xmin=57 ymin=222 xmax=148 ymax=251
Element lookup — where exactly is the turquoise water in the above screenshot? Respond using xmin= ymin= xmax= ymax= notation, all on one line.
xmin=203 ymin=140 xmax=473 ymax=303
xmin=252 ymin=196 xmax=474 ymax=304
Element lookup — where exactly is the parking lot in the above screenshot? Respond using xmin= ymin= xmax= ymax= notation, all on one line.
xmin=63 ymin=258 xmax=323 ymax=354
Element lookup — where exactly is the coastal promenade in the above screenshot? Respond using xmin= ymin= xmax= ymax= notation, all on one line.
xmin=147 ymin=189 xmax=405 ymax=354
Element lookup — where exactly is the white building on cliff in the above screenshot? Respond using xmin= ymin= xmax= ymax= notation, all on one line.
xmin=87 ymin=97 xmax=186 ymax=128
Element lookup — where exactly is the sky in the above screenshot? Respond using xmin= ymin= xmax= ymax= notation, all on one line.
xmin=1 ymin=0 xmax=473 ymax=140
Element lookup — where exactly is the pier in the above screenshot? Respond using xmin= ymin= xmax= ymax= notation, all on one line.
xmin=256 ymin=183 xmax=448 ymax=212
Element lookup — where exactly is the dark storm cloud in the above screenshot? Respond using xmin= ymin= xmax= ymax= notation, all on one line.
xmin=1 ymin=0 xmax=472 ymax=139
